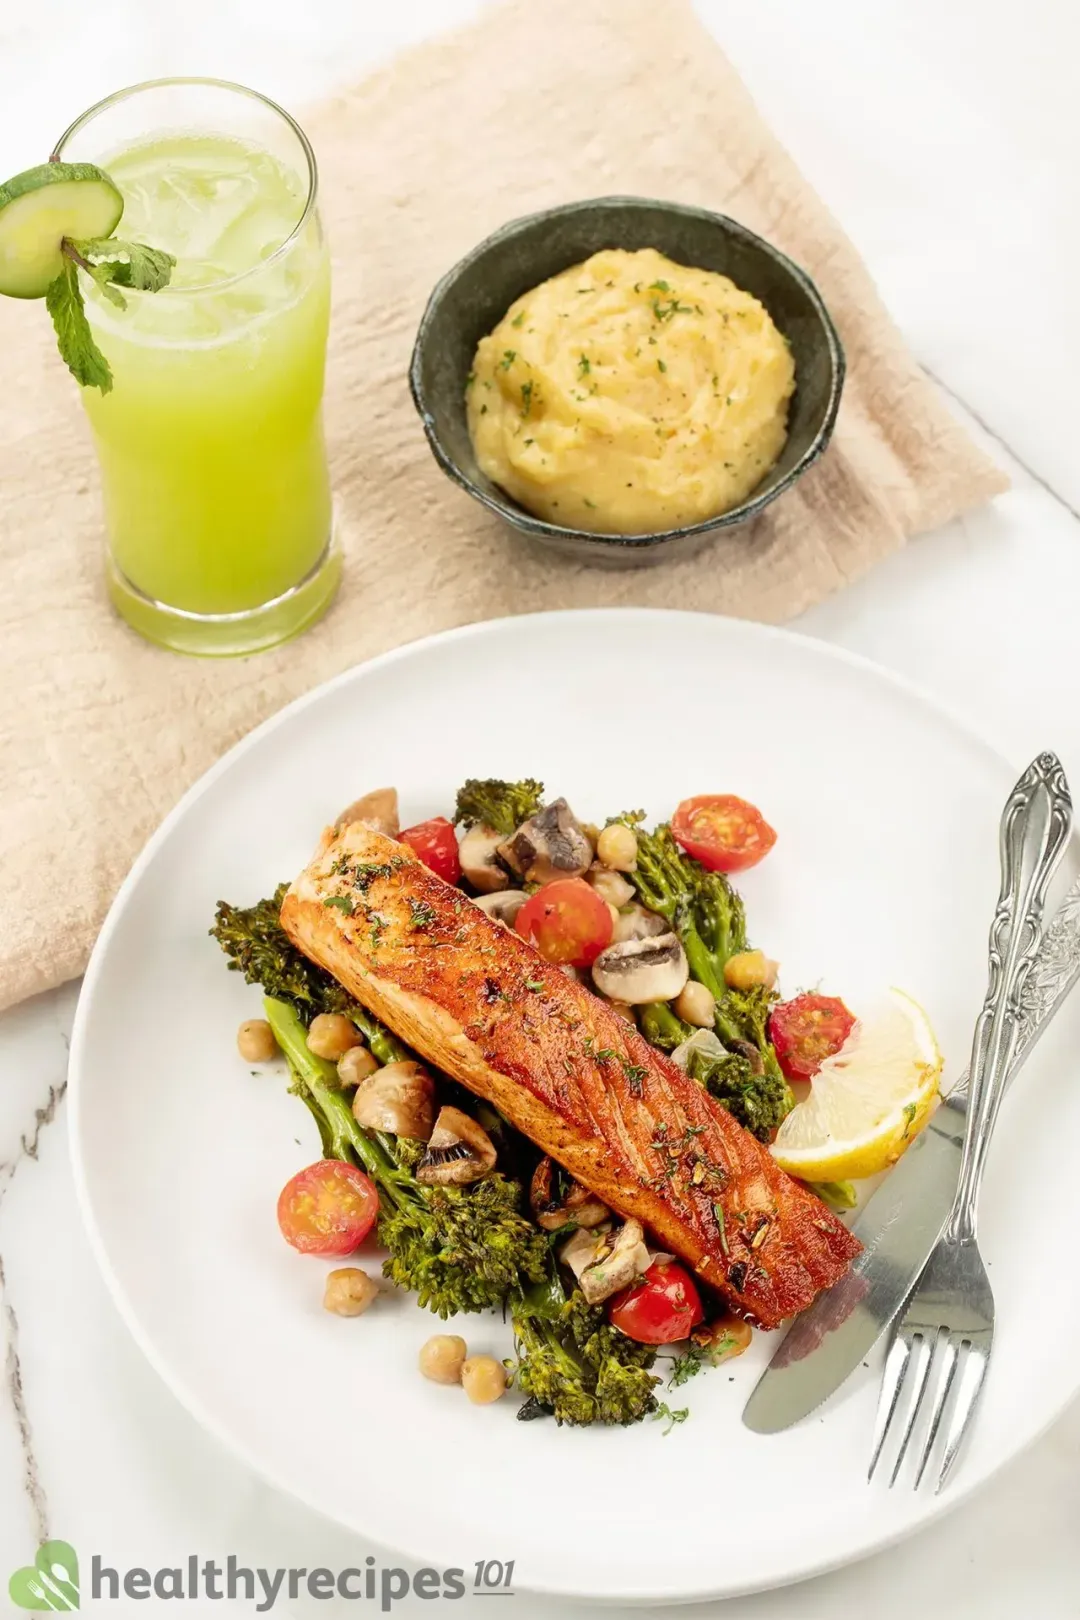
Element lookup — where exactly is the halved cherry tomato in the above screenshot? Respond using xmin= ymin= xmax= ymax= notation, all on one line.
xmin=769 ymin=992 xmax=855 ymax=1081
xmin=515 ymin=877 xmax=613 ymax=967
xmin=672 ymin=794 xmax=777 ymax=873
xmin=608 ymin=1260 xmax=705 ymax=1345
xmin=400 ymin=816 xmax=461 ymax=885
xmin=277 ymin=1159 xmax=379 ymax=1256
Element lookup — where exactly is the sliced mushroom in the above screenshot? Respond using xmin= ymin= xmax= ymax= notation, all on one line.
xmin=334 ymin=786 xmax=400 ymax=838
xmin=352 ymin=1060 xmax=435 ymax=1140
xmin=459 ymin=824 xmax=513 ymax=893
xmin=611 ymin=903 xmax=670 ymax=944
xmin=530 ymin=1156 xmax=610 ymax=1231
xmin=691 ymin=1314 xmax=753 ymax=1364
xmin=497 ymin=798 xmax=593 ymax=885
xmin=561 ymin=1219 xmax=651 ymax=1304
xmin=416 ymin=1105 xmax=497 ymax=1185
xmin=591 ymin=933 xmax=689 ymax=1004
xmin=473 ymin=889 xmax=528 ymax=927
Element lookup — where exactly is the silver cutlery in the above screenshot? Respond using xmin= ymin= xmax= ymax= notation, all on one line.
xmin=867 ymin=750 xmax=1071 ymax=1491
xmin=745 ymin=751 xmax=1079 ymax=1437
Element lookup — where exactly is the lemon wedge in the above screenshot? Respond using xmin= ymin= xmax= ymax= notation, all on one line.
xmin=770 ymin=988 xmax=942 ymax=1183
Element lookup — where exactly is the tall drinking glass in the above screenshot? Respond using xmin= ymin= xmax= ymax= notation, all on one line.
xmin=54 ymin=79 xmax=339 ymax=656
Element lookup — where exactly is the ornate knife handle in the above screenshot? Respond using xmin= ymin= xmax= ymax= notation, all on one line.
xmin=946 ymin=753 xmax=1072 ymax=1243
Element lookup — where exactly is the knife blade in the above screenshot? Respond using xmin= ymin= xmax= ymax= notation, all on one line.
xmin=743 ymin=871 xmax=1080 ymax=1435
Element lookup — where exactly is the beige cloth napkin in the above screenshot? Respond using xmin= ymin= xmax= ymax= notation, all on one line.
xmin=0 ymin=0 xmax=1006 ymax=1010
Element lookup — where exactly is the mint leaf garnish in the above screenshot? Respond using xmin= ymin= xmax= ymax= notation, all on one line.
xmin=45 ymin=236 xmax=177 ymax=392
xmin=77 ymin=237 xmax=176 ymax=294
xmin=45 ymin=258 xmax=112 ymax=393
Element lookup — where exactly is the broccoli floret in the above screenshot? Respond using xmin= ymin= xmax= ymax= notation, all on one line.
xmin=684 ymin=1042 xmax=793 ymax=1142
xmin=511 ymin=1265 xmax=659 ymax=1426
xmin=211 ymin=887 xmax=408 ymax=1063
xmin=453 ymin=777 xmax=544 ymax=836
xmin=266 ymin=998 xmax=547 ymax=1316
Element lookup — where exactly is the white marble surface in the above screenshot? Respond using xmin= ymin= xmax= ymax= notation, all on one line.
xmin=3 ymin=1 xmax=1080 ymax=1613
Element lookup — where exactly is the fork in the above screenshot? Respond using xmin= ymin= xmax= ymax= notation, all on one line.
xmin=868 ymin=751 xmax=1072 ymax=1493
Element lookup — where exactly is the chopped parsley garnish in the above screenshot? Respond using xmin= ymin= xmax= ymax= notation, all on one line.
xmin=622 ymin=1060 xmax=648 ymax=1095
xmin=511 ymin=310 xmax=525 ymax=327
xmin=653 ymin=1401 xmax=689 ymax=1435
xmin=657 ymin=358 xmax=667 ymax=373
xmin=408 ymin=897 xmax=436 ymax=931
xmin=577 ymin=354 xmax=591 ymax=376
xmin=322 ymin=895 xmax=355 ymax=914
xmin=499 ymin=349 xmax=517 ymax=370
xmin=524 ymin=978 xmax=545 ymax=992
xmin=520 ymin=379 xmax=535 ymax=417
xmin=667 ymin=1345 xmax=705 ymax=1388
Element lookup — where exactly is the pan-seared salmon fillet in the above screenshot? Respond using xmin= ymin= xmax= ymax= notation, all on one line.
xmin=280 ymin=823 xmax=860 ymax=1328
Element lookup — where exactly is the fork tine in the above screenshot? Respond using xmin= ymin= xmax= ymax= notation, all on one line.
xmin=888 ymin=1330 xmax=934 ymax=1486
xmin=868 ymin=1333 xmax=911 ymax=1480
xmin=935 ymin=1343 xmax=989 ymax=1494
xmin=913 ymin=1333 xmax=960 ymax=1488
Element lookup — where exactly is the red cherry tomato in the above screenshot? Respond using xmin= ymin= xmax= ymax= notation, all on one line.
xmin=515 ymin=876 xmax=614 ymax=967
xmin=277 ymin=1159 xmax=379 ymax=1256
xmin=400 ymin=816 xmax=462 ymax=885
xmin=608 ymin=1260 xmax=705 ymax=1345
xmin=769 ymin=993 xmax=856 ymax=1081
xmin=672 ymin=794 xmax=777 ymax=873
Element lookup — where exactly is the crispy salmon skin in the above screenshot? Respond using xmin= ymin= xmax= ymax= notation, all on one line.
xmin=280 ymin=823 xmax=860 ymax=1328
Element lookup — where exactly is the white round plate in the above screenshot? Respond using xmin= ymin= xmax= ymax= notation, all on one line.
xmin=70 ymin=610 xmax=1080 ymax=1604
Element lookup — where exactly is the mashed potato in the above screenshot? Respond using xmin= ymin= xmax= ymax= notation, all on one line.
xmin=466 ymin=247 xmax=795 ymax=535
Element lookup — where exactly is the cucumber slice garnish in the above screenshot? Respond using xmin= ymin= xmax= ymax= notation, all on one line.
xmin=0 ymin=162 xmax=123 ymax=299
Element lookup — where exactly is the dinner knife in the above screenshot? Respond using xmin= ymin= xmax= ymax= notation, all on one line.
xmin=743 ymin=857 xmax=1080 ymax=1436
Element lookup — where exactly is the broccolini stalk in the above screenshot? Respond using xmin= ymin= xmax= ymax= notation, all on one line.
xmin=639 ymin=1000 xmax=693 ymax=1052
xmin=511 ymin=1259 xmax=659 ymax=1426
xmin=627 ymin=826 xmax=786 ymax=1091
xmin=265 ymin=997 xmax=547 ymax=1316
xmin=813 ymin=1180 xmax=858 ymax=1211
xmin=453 ymin=777 xmax=544 ymax=836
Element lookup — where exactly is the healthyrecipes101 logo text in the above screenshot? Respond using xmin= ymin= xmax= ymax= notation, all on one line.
xmin=9 ymin=1541 xmax=517 ymax=1611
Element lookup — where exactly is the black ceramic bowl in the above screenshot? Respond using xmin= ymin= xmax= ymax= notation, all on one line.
xmin=409 ymin=197 xmax=845 ymax=566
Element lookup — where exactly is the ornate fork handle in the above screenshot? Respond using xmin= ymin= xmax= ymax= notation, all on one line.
xmin=946 ymin=753 xmax=1072 ymax=1243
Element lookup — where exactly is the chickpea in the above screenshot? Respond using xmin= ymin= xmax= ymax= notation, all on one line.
xmin=461 ymin=1354 xmax=507 ymax=1405
xmin=337 ymin=1045 xmax=379 ymax=1087
xmin=675 ymin=980 xmax=716 ymax=1028
xmin=580 ymin=821 xmax=602 ymax=852
xmin=589 ymin=865 xmax=635 ymax=908
xmin=597 ymin=823 xmax=638 ymax=873
xmin=237 ymin=1018 xmax=278 ymax=1063
xmin=723 ymin=950 xmax=778 ymax=993
xmin=419 ymin=1333 xmax=468 ymax=1385
xmin=307 ymin=1012 xmax=362 ymax=1062
xmin=323 ymin=1267 xmax=379 ymax=1317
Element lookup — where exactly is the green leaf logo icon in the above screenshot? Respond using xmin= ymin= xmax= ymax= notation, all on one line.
xmin=9 ymin=1540 xmax=80 ymax=1610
